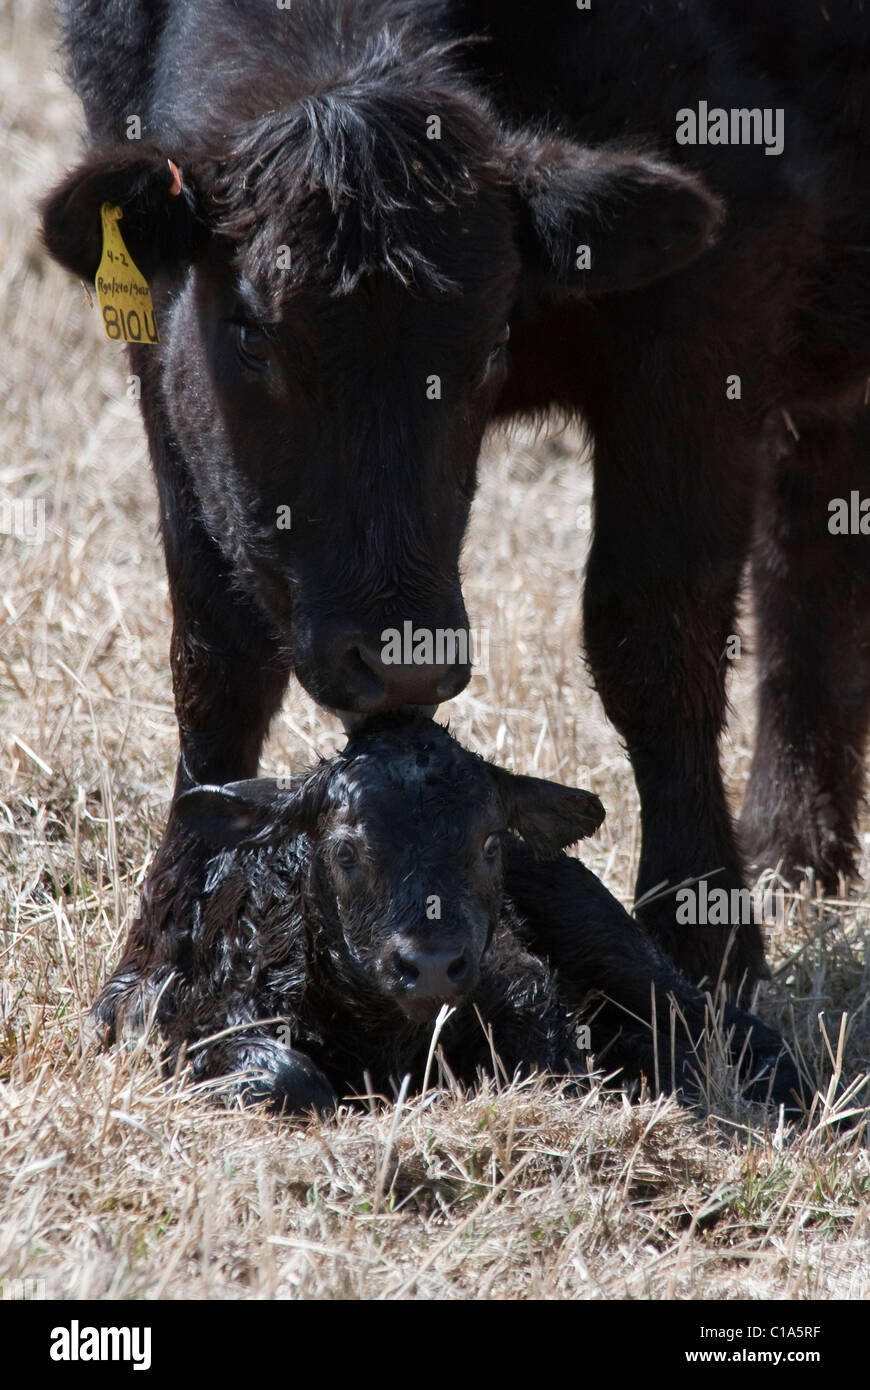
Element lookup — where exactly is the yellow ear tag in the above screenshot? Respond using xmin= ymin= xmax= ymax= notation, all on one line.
xmin=95 ymin=203 xmax=159 ymax=344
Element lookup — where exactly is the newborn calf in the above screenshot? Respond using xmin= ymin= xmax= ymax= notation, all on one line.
xmin=114 ymin=717 xmax=808 ymax=1114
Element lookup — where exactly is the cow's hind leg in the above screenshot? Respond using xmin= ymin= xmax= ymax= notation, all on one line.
xmin=742 ymin=408 xmax=870 ymax=891
xmin=583 ymin=339 xmax=763 ymax=990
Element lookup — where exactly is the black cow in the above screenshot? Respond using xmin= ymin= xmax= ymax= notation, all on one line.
xmin=40 ymin=2 xmax=870 ymax=998
xmin=110 ymin=716 xmax=806 ymax=1115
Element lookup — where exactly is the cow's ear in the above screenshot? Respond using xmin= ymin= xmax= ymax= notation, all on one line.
xmin=509 ymin=136 xmax=724 ymax=296
xmin=40 ymin=146 xmax=197 ymax=284
xmin=489 ymin=766 xmax=605 ymax=859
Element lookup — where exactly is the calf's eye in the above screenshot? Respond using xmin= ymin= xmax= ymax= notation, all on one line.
xmin=483 ymin=833 xmax=501 ymax=860
xmin=235 ymin=323 xmax=272 ymax=370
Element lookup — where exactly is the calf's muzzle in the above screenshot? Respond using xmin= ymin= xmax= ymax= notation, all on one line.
xmin=387 ymin=935 xmax=478 ymax=1022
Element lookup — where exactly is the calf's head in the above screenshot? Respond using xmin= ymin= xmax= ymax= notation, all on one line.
xmin=176 ymin=719 xmax=604 ymax=1023
xmin=41 ymin=62 xmax=722 ymax=720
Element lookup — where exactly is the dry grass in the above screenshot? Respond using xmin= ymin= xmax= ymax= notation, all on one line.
xmin=1 ymin=0 xmax=868 ymax=1301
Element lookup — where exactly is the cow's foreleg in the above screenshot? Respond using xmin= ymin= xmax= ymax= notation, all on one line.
xmin=583 ymin=364 xmax=763 ymax=989
xmin=741 ymin=409 xmax=870 ymax=891
xmin=93 ymin=414 xmax=292 ymax=1039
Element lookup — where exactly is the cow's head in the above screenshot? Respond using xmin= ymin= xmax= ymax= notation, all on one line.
xmin=175 ymin=716 xmax=604 ymax=1022
xmin=41 ymin=70 xmax=722 ymax=722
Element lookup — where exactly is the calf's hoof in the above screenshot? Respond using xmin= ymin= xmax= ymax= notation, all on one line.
xmin=91 ymin=966 xmax=178 ymax=1044
xmin=740 ymin=1045 xmax=815 ymax=1115
xmin=200 ymin=1039 xmax=337 ymax=1117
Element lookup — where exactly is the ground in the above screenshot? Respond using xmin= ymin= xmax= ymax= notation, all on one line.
xmin=0 ymin=0 xmax=868 ymax=1300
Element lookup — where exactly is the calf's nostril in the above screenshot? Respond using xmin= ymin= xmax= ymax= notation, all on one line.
xmin=447 ymin=953 xmax=469 ymax=984
xmin=393 ymin=952 xmax=420 ymax=986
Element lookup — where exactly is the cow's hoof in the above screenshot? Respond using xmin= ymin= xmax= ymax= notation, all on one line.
xmin=740 ymin=812 xmax=859 ymax=900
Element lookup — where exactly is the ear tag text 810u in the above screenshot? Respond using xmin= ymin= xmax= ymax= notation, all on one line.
xmin=95 ymin=202 xmax=159 ymax=344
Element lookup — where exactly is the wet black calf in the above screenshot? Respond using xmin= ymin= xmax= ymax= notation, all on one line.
xmin=102 ymin=719 xmax=806 ymax=1115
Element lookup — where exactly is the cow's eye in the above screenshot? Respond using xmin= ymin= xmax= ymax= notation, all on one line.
xmin=482 ymin=324 xmax=511 ymax=382
xmin=334 ymin=840 xmax=358 ymax=870
xmin=235 ymin=323 xmax=272 ymax=370
xmin=483 ymin=833 xmax=501 ymax=860
xmin=488 ymin=323 xmax=510 ymax=361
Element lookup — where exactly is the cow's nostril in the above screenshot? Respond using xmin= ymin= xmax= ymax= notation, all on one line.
xmin=354 ymin=640 xmax=471 ymax=712
xmin=436 ymin=667 xmax=468 ymax=700
xmin=345 ymin=644 xmax=384 ymax=692
xmin=356 ymin=643 xmax=386 ymax=680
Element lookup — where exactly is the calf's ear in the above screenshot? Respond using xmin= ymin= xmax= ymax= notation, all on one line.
xmin=174 ymin=770 xmax=329 ymax=850
xmin=40 ymin=146 xmax=197 ymax=284
xmin=490 ymin=767 xmax=605 ymax=858
xmin=509 ymin=135 xmax=724 ymax=295
xmin=174 ymin=780 xmax=286 ymax=850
